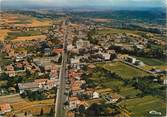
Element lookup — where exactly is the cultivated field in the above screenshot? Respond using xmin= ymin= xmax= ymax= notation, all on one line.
xmin=12 ymin=35 xmax=47 ymax=42
xmin=119 ymin=96 xmax=166 ymax=116
xmin=0 ymin=94 xmax=54 ymax=116
xmin=97 ymin=61 xmax=150 ymax=79
xmin=91 ymin=62 xmax=165 ymax=116
xmin=13 ymin=18 xmax=52 ymax=27
xmin=136 ymin=56 xmax=167 ymax=66
xmin=91 ymin=18 xmax=112 ymax=23
xmin=1 ymin=13 xmax=53 ymax=27
xmin=0 ymin=29 xmax=11 ymax=41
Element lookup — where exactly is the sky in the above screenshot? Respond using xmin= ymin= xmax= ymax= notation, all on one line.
xmin=0 ymin=0 xmax=166 ymax=9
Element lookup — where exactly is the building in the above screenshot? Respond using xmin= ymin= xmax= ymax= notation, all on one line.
xmin=69 ymin=96 xmax=81 ymax=109
xmin=101 ymin=53 xmax=111 ymax=60
xmin=50 ymin=64 xmax=58 ymax=79
xmin=18 ymin=79 xmax=57 ymax=94
xmin=71 ymin=80 xmax=86 ymax=96
xmin=0 ymin=103 xmax=12 ymax=114
xmin=76 ymin=40 xmax=90 ymax=49
xmin=93 ymin=92 xmax=99 ymax=99
xmin=70 ymin=57 xmax=80 ymax=64
xmin=18 ymin=82 xmax=40 ymax=94
xmin=126 ymin=56 xmax=137 ymax=64
xmin=52 ymin=48 xmax=64 ymax=55
xmin=6 ymin=64 xmax=15 ymax=77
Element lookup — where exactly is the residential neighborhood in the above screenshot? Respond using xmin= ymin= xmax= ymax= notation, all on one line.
xmin=0 ymin=2 xmax=166 ymax=117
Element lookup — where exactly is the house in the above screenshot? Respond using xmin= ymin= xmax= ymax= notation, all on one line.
xmin=101 ymin=53 xmax=111 ymax=60
xmin=43 ymin=79 xmax=58 ymax=90
xmin=110 ymin=93 xmax=121 ymax=103
xmin=6 ymin=64 xmax=15 ymax=77
xmin=163 ymin=79 xmax=167 ymax=85
xmin=44 ymin=48 xmax=51 ymax=56
xmin=18 ymin=82 xmax=40 ymax=94
xmin=67 ymin=111 xmax=75 ymax=117
xmin=33 ymin=57 xmax=54 ymax=71
xmin=71 ymin=80 xmax=86 ymax=95
xmin=67 ymin=44 xmax=74 ymax=51
xmin=70 ymin=57 xmax=80 ymax=64
xmin=7 ymin=71 xmax=16 ymax=77
xmin=136 ymin=44 xmax=144 ymax=50
xmin=103 ymin=93 xmax=121 ymax=104
xmin=16 ymin=62 xmax=24 ymax=69
xmin=88 ymin=64 xmax=96 ymax=69
xmin=84 ymin=90 xmax=94 ymax=99
xmin=35 ymin=79 xmax=57 ymax=89
xmin=15 ymin=55 xmax=25 ymax=62
xmin=76 ymin=40 xmax=90 ymax=49
xmin=68 ymin=70 xmax=82 ymax=80
xmin=69 ymin=96 xmax=81 ymax=109
xmin=0 ymin=103 xmax=12 ymax=114
xmin=52 ymin=48 xmax=64 ymax=55
xmin=126 ymin=56 xmax=137 ymax=64
xmin=50 ymin=64 xmax=58 ymax=79
xmin=135 ymin=60 xmax=145 ymax=67
xmin=34 ymin=79 xmax=48 ymax=85
xmin=18 ymin=79 xmax=57 ymax=94
xmin=93 ymin=92 xmax=99 ymax=99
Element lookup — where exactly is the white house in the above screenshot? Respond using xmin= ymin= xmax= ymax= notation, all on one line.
xmin=93 ymin=92 xmax=99 ymax=99
xmin=70 ymin=57 xmax=80 ymax=64
xmin=76 ymin=40 xmax=90 ymax=49
xmin=102 ymin=53 xmax=111 ymax=60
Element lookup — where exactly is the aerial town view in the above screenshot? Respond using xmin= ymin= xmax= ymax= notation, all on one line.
xmin=0 ymin=0 xmax=166 ymax=117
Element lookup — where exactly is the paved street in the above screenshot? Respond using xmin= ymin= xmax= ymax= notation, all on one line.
xmin=54 ymin=20 xmax=68 ymax=117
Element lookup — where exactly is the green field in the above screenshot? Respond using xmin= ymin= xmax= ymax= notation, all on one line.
xmin=5 ymin=30 xmax=42 ymax=40
xmin=92 ymin=74 xmax=141 ymax=98
xmin=0 ymin=53 xmax=12 ymax=66
xmin=91 ymin=62 xmax=165 ymax=116
xmin=97 ymin=28 xmax=140 ymax=35
xmin=14 ymin=21 xmax=31 ymax=24
xmin=119 ymin=96 xmax=166 ymax=117
xmin=92 ymin=61 xmax=150 ymax=97
xmin=97 ymin=62 xmax=150 ymax=79
xmin=91 ymin=62 xmax=145 ymax=98
xmin=136 ymin=57 xmax=166 ymax=66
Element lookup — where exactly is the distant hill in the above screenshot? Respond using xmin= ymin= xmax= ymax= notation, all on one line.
xmin=71 ymin=8 xmax=166 ymax=25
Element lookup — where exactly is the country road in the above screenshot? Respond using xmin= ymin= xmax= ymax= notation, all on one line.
xmin=54 ymin=19 xmax=68 ymax=117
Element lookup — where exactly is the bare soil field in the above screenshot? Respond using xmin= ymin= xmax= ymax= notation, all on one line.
xmin=1 ymin=13 xmax=52 ymax=27
xmin=91 ymin=18 xmax=112 ymax=23
xmin=0 ymin=29 xmax=11 ymax=41
xmin=0 ymin=94 xmax=54 ymax=116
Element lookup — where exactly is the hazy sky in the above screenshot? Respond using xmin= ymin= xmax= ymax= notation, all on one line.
xmin=1 ymin=0 xmax=166 ymax=9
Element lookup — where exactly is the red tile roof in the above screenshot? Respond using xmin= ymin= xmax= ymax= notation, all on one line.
xmin=0 ymin=103 xmax=12 ymax=113
xmin=52 ymin=48 xmax=64 ymax=54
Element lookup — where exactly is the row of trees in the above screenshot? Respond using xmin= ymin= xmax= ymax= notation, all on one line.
xmin=20 ymin=90 xmax=47 ymax=101
xmin=91 ymin=66 xmax=165 ymax=99
xmin=74 ymin=103 xmax=121 ymax=117
xmin=110 ymin=44 xmax=165 ymax=59
xmin=127 ymin=76 xmax=165 ymax=99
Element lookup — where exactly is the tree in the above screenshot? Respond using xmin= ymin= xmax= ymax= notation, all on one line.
xmin=40 ymin=108 xmax=44 ymax=116
xmin=49 ymin=107 xmax=54 ymax=116
xmin=85 ymin=103 xmax=103 ymax=116
xmin=24 ymin=112 xmax=27 ymax=116
xmin=79 ymin=105 xmax=86 ymax=114
xmin=64 ymin=101 xmax=69 ymax=106
xmin=72 ymin=36 xmax=78 ymax=46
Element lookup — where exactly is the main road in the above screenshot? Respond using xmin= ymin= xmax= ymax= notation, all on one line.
xmin=55 ymin=20 xmax=68 ymax=117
